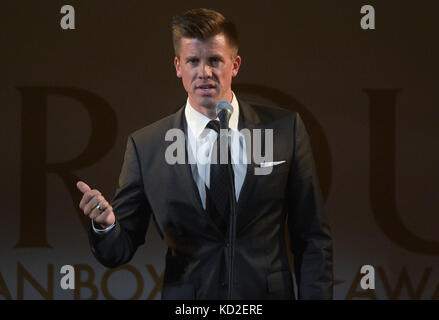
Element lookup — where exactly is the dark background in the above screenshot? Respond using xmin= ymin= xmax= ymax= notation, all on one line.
xmin=1 ymin=0 xmax=438 ymax=299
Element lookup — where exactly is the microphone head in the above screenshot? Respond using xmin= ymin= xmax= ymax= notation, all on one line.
xmin=215 ymin=100 xmax=234 ymax=117
xmin=215 ymin=100 xmax=233 ymax=129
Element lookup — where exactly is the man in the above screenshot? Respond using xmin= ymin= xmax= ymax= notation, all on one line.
xmin=77 ymin=8 xmax=333 ymax=299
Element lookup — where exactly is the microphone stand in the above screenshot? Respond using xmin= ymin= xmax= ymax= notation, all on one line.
xmin=226 ymin=128 xmax=237 ymax=300
xmin=217 ymin=105 xmax=237 ymax=299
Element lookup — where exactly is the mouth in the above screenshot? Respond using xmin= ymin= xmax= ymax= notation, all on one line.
xmin=196 ymin=84 xmax=217 ymax=93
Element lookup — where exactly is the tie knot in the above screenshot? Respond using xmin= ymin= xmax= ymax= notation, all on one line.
xmin=206 ymin=120 xmax=221 ymax=133
xmin=206 ymin=108 xmax=231 ymax=134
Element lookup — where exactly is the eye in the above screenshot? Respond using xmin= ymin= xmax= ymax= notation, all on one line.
xmin=187 ymin=58 xmax=199 ymax=65
xmin=210 ymin=57 xmax=221 ymax=66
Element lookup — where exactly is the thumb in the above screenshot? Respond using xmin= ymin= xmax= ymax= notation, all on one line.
xmin=76 ymin=181 xmax=91 ymax=194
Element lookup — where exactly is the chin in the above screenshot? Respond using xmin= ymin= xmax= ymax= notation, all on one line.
xmin=196 ymin=96 xmax=218 ymax=108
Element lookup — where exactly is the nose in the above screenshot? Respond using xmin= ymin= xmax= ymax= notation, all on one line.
xmin=198 ymin=63 xmax=212 ymax=79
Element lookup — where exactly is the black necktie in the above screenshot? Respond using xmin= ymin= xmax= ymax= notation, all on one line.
xmin=205 ymin=115 xmax=235 ymax=233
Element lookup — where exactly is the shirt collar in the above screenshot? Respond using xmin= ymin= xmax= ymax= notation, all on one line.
xmin=184 ymin=92 xmax=240 ymax=139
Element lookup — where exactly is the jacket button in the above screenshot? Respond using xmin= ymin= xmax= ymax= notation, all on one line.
xmin=221 ymin=282 xmax=227 ymax=286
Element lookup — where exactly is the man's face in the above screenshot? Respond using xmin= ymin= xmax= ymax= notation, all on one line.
xmin=174 ymin=33 xmax=241 ymax=112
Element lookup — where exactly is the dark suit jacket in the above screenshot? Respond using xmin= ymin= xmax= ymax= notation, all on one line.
xmin=89 ymin=99 xmax=333 ymax=300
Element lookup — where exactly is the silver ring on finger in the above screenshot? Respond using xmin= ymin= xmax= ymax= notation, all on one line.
xmin=96 ymin=203 xmax=105 ymax=212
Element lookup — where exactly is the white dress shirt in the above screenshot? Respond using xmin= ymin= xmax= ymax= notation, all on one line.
xmin=185 ymin=92 xmax=247 ymax=210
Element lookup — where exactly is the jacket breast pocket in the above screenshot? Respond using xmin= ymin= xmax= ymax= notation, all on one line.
xmin=255 ymin=164 xmax=290 ymax=199
xmin=254 ymin=161 xmax=289 ymax=177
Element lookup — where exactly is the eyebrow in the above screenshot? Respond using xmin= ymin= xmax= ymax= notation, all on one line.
xmin=183 ymin=53 xmax=227 ymax=65
xmin=209 ymin=54 xmax=223 ymax=60
xmin=185 ymin=54 xmax=223 ymax=61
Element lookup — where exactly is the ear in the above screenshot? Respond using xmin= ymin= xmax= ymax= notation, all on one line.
xmin=231 ymin=55 xmax=241 ymax=78
xmin=174 ymin=56 xmax=182 ymax=78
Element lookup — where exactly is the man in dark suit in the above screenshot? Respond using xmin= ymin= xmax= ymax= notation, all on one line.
xmin=77 ymin=8 xmax=333 ymax=299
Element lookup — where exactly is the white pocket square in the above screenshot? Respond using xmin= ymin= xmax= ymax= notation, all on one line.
xmin=258 ymin=160 xmax=286 ymax=168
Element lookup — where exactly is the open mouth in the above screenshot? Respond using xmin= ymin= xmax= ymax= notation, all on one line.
xmin=197 ymin=84 xmax=217 ymax=91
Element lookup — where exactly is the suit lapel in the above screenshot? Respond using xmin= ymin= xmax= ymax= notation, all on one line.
xmin=235 ymin=99 xmax=262 ymax=231
xmin=169 ymin=105 xmax=225 ymax=238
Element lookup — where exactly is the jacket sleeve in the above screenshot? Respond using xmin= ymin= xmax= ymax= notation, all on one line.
xmin=286 ymin=113 xmax=334 ymax=299
xmin=88 ymin=135 xmax=152 ymax=268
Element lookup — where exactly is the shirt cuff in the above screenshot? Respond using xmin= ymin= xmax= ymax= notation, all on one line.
xmin=92 ymin=220 xmax=116 ymax=234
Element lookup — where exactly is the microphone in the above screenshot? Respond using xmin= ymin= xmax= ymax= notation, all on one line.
xmin=215 ymin=100 xmax=234 ymax=129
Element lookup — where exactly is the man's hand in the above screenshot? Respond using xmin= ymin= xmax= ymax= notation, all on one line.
xmin=76 ymin=181 xmax=115 ymax=229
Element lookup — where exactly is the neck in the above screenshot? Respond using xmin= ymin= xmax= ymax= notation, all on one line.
xmin=189 ymin=92 xmax=233 ymax=120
